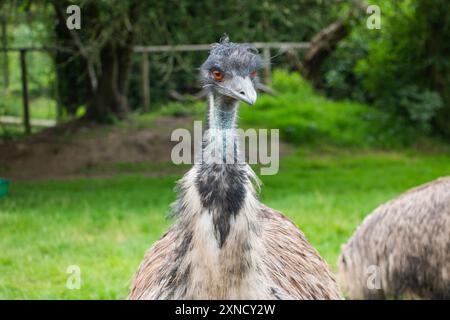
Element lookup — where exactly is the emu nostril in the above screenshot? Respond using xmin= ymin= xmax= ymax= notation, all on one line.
xmin=239 ymin=91 xmax=246 ymax=96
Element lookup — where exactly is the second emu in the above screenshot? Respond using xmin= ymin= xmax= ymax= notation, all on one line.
xmin=339 ymin=177 xmax=450 ymax=299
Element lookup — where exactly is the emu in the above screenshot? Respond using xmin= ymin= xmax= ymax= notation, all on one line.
xmin=129 ymin=37 xmax=341 ymax=300
xmin=338 ymin=177 xmax=450 ymax=299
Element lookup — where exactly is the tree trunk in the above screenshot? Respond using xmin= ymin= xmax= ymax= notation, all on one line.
xmin=1 ymin=16 xmax=9 ymax=90
xmin=302 ymin=21 xmax=348 ymax=84
xmin=287 ymin=21 xmax=348 ymax=87
xmin=52 ymin=0 xmax=138 ymax=123
xmin=287 ymin=1 xmax=368 ymax=87
xmin=85 ymin=42 xmax=130 ymax=122
xmin=53 ymin=3 xmax=90 ymax=115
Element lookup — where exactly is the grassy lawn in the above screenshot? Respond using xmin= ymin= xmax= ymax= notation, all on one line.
xmin=1 ymin=70 xmax=449 ymax=299
xmin=1 ymin=148 xmax=449 ymax=299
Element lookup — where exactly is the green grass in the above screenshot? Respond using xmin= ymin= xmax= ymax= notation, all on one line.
xmin=0 ymin=93 xmax=57 ymax=120
xmin=1 ymin=69 xmax=448 ymax=299
xmin=1 ymin=149 xmax=449 ymax=299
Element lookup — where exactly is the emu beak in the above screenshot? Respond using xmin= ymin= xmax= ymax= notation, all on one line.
xmin=230 ymin=76 xmax=257 ymax=105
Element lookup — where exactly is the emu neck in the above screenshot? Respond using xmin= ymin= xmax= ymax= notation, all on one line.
xmin=202 ymin=92 xmax=241 ymax=165
xmin=167 ymin=92 xmax=264 ymax=298
xmin=192 ymin=92 xmax=250 ymax=248
xmin=207 ymin=92 xmax=238 ymax=130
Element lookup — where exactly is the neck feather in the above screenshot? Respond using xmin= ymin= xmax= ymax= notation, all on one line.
xmin=203 ymin=92 xmax=240 ymax=164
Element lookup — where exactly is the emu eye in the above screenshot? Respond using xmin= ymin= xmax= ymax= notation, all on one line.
xmin=212 ymin=70 xmax=224 ymax=81
xmin=250 ymin=71 xmax=257 ymax=78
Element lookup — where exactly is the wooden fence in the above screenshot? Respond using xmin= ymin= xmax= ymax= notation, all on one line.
xmin=1 ymin=42 xmax=310 ymax=133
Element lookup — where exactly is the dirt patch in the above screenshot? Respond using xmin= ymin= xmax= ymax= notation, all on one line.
xmin=0 ymin=117 xmax=192 ymax=180
xmin=0 ymin=116 xmax=293 ymax=181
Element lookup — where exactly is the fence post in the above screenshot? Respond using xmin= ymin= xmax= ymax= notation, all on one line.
xmin=1 ymin=17 xmax=8 ymax=90
xmin=54 ymin=71 xmax=62 ymax=124
xmin=263 ymin=46 xmax=271 ymax=85
xmin=19 ymin=49 xmax=30 ymax=134
xmin=141 ymin=52 xmax=150 ymax=112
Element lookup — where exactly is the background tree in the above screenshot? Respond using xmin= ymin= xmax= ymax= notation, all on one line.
xmin=51 ymin=0 xmax=148 ymax=122
xmin=4 ymin=0 xmax=448 ymax=139
xmin=322 ymin=0 xmax=450 ymax=137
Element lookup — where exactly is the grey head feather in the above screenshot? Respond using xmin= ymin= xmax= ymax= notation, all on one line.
xmin=200 ymin=36 xmax=264 ymax=85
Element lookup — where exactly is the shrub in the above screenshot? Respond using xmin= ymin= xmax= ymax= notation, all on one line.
xmin=321 ymin=0 xmax=450 ymax=138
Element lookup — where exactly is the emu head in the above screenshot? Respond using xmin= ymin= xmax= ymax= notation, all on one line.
xmin=200 ymin=35 xmax=263 ymax=105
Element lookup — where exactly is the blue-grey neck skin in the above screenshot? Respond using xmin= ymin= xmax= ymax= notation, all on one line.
xmin=202 ymin=91 xmax=241 ymax=164
xmin=192 ymin=90 xmax=249 ymax=247
xmin=208 ymin=94 xmax=238 ymax=130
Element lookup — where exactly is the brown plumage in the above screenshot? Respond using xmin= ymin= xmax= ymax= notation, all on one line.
xmin=129 ymin=202 xmax=340 ymax=299
xmin=129 ymin=37 xmax=341 ymax=300
xmin=338 ymin=177 xmax=450 ymax=299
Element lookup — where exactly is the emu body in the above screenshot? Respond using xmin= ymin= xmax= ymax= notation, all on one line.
xmin=129 ymin=38 xmax=340 ymax=300
xmin=339 ymin=177 xmax=450 ymax=299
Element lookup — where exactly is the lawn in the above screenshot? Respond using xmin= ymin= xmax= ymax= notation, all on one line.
xmin=1 ymin=148 xmax=449 ymax=299
xmin=1 ymin=70 xmax=449 ymax=299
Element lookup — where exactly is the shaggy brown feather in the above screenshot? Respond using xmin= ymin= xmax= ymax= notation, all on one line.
xmin=338 ymin=177 xmax=450 ymax=299
xmin=260 ymin=206 xmax=341 ymax=299
xmin=129 ymin=204 xmax=341 ymax=300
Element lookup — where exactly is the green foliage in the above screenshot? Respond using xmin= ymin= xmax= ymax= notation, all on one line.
xmin=1 ymin=2 xmax=55 ymax=93
xmin=157 ymin=101 xmax=204 ymax=118
xmin=0 ymin=92 xmax=56 ymax=120
xmin=394 ymin=85 xmax=443 ymax=132
xmin=1 ymin=149 xmax=449 ymax=298
xmin=0 ymin=6 xmax=58 ymax=124
xmin=3 ymin=0 xmax=448 ymax=140
xmin=322 ymin=0 xmax=450 ymax=137
xmin=321 ymin=30 xmax=368 ymax=101
xmin=0 ymin=124 xmax=26 ymax=140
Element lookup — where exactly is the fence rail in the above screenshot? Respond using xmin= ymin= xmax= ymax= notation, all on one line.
xmin=0 ymin=116 xmax=56 ymax=127
xmin=1 ymin=42 xmax=310 ymax=133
